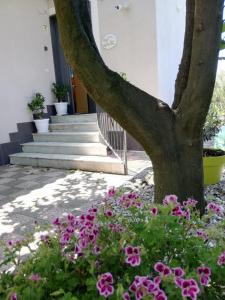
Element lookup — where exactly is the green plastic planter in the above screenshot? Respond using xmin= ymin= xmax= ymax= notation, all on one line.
xmin=203 ymin=155 xmax=225 ymax=185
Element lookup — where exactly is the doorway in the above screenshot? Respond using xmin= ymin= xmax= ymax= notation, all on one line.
xmin=49 ymin=16 xmax=96 ymax=114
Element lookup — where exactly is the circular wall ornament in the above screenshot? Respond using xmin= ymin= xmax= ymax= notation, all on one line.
xmin=102 ymin=34 xmax=117 ymax=50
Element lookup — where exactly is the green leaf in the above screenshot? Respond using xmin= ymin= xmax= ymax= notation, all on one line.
xmin=50 ymin=289 xmax=65 ymax=296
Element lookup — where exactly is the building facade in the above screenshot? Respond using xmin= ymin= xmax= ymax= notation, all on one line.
xmin=0 ymin=0 xmax=185 ymax=165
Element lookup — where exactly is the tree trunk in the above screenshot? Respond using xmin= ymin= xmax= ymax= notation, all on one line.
xmin=149 ymin=128 xmax=205 ymax=213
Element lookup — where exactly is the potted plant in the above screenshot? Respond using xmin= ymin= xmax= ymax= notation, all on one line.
xmin=203 ymin=100 xmax=225 ymax=185
xmin=27 ymin=92 xmax=49 ymax=133
xmin=52 ymin=83 xmax=69 ymax=116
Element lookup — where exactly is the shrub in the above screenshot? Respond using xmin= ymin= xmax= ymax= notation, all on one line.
xmin=27 ymin=93 xmax=45 ymax=119
xmin=0 ymin=189 xmax=224 ymax=300
xmin=52 ymin=83 xmax=69 ymax=102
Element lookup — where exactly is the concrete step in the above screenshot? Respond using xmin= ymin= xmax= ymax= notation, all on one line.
xmin=49 ymin=122 xmax=98 ymax=132
xmin=22 ymin=142 xmax=107 ymax=156
xmin=51 ymin=113 xmax=97 ymax=124
xmin=33 ymin=132 xmax=100 ymax=143
xmin=10 ymin=153 xmax=124 ymax=174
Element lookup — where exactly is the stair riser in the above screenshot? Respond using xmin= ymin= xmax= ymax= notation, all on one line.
xmin=10 ymin=156 xmax=124 ymax=175
xmin=51 ymin=114 xmax=97 ymax=124
xmin=49 ymin=123 xmax=98 ymax=132
xmin=22 ymin=145 xmax=107 ymax=156
xmin=33 ymin=134 xmax=100 ymax=143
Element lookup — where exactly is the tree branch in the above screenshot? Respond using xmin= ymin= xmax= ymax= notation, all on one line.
xmin=53 ymin=0 xmax=172 ymax=154
xmin=176 ymin=0 xmax=223 ymax=137
xmin=172 ymin=0 xmax=195 ymax=110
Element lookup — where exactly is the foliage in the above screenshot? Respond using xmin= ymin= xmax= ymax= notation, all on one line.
xmin=27 ymin=93 xmax=45 ymax=119
xmin=203 ymin=72 xmax=225 ymax=142
xmin=52 ymin=83 xmax=69 ymax=102
xmin=0 ymin=189 xmax=224 ymax=300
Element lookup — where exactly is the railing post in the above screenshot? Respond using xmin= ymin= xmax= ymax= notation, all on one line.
xmin=123 ymin=131 xmax=128 ymax=175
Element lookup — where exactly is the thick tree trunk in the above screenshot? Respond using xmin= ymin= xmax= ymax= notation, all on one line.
xmin=150 ymin=134 xmax=205 ymax=213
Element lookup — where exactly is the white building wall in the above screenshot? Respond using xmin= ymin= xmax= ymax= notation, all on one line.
xmin=91 ymin=0 xmax=185 ymax=106
xmin=91 ymin=0 xmax=158 ymax=97
xmin=0 ymin=0 xmax=55 ymax=143
xmin=155 ymin=0 xmax=186 ymax=105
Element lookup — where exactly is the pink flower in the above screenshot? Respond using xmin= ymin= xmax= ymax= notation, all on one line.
xmin=171 ymin=205 xmax=183 ymax=217
xmin=96 ymin=273 xmax=114 ymax=298
xmin=52 ymin=217 xmax=61 ymax=226
xmin=154 ymin=262 xmax=171 ymax=277
xmin=108 ymin=223 xmax=124 ymax=233
xmin=197 ymin=267 xmax=211 ymax=286
xmin=183 ymin=208 xmax=191 ymax=220
xmin=217 ymin=251 xmax=225 ymax=266
xmin=175 ymin=277 xmax=183 ymax=288
xmin=10 ymin=293 xmax=17 ymax=300
xmin=183 ymin=198 xmax=198 ymax=208
xmin=207 ymin=202 xmax=223 ymax=215
xmin=29 ymin=273 xmax=41 ymax=282
xmin=107 ymin=187 xmax=116 ymax=198
xmin=181 ymin=279 xmax=200 ymax=300
xmin=197 ymin=267 xmax=211 ymax=277
xmin=196 ymin=229 xmax=208 ymax=241
xmin=163 ymin=195 xmax=178 ymax=206
xmin=129 ymin=276 xmax=157 ymax=300
xmin=172 ymin=267 xmax=185 ymax=278
xmin=153 ymin=289 xmax=168 ymax=300
xmin=105 ymin=210 xmax=113 ymax=217
xmin=151 ymin=207 xmax=158 ymax=216
xmin=125 ymin=246 xmax=141 ymax=267
xmin=123 ymin=292 xmax=131 ymax=300
xmin=118 ymin=193 xmax=143 ymax=209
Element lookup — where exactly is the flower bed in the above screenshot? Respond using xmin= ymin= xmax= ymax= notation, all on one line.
xmin=0 ymin=189 xmax=225 ymax=300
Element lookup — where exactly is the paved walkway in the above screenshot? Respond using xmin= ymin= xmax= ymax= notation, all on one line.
xmin=0 ymin=151 xmax=151 ymax=246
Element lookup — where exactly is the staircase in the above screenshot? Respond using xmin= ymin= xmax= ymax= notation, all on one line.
xmin=10 ymin=114 xmax=125 ymax=174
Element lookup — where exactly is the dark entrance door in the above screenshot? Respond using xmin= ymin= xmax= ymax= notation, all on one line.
xmin=49 ymin=15 xmax=96 ymax=114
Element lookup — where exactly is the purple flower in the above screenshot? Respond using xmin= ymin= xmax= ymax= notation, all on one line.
xmin=151 ymin=207 xmax=158 ymax=216
xmin=163 ymin=195 xmax=178 ymax=206
xmin=52 ymin=217 xmax=61 ymax=226
xmin=29 ymin=274 xmax=41 ymax=282
xmin=197 ymin=267 xmax=211 ymax=286
xmin=197 ymin=267 xmax=211 ymax=277
xmin=196 ymin=229 xmax=208 ymax=241
xmin=125 ymin=246 xmax=141 ymax=267
xmin=123 ymin=292 xmax=131 ymax=300
xmin=96 ymin=273 xmax=114 ymax=298
xmin=183 ymin=198 xmax=198 ymax=208
xmin=107 ymin=187 xmax=116 ymax=198
xmin=183 ymin=208 xmax=191 ymax=220
xmin=181 ymin=279 xmax=200 ymax=300
xmin=207 ymin=202 xmax=223 ymax=215
xmin=153 ymin=289 xmax=168 ymax=300
xmin=10 ymin=293 xmax=17 ymax=300
xmin=104 ymin=210 xmax=114 ymax=217
xmin=129 ymin=276 xmax=156 ymax=299
xmin=172 ymin=267 xmax=185 ymax=278
xmin=171 ymin=205 xmax=183 ymax=217
xmin=108 ymin=223 xmax=124 ymax=233
xmin=154 ymin=262 xmax=171 ymax=277
xmin=174 ymin=277 xmax=183 ymax=288
xmin=217 ymin=251 xmax=225 ymax=266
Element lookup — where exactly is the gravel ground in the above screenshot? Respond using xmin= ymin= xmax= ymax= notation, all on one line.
xmin=116 ymin=167 xmax=225 ymax=208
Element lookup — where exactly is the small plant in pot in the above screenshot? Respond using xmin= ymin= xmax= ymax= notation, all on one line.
xmin=52 ymin=83 xmax=69 ymax=116
xmin=27 ymin=92 xmax=49 ymax=133
xmin=203 ymin=103 xmax=225 ymax=185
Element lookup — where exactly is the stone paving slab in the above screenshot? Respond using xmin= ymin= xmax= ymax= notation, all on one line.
xmin=0 ymin=151 xmax=151 ymax=251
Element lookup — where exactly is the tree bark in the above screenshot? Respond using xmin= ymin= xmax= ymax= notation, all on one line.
xmin=53 ymin=0 xmax=223 ymax=211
